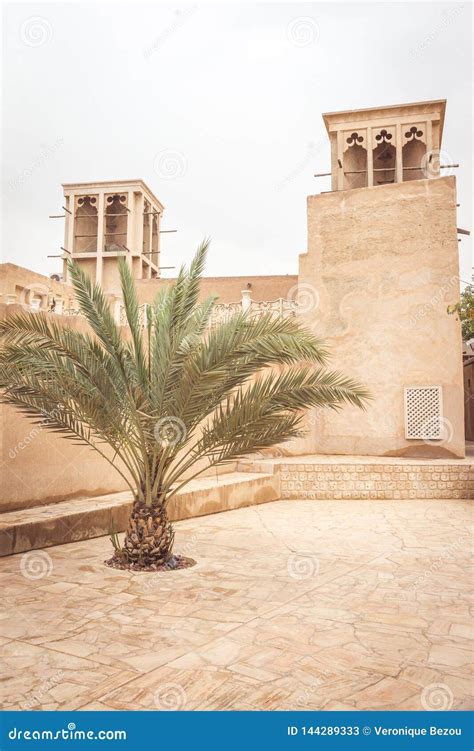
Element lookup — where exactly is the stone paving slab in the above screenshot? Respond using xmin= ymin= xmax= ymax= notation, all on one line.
xmin=0 ymin=499 xmax=471 ymax=710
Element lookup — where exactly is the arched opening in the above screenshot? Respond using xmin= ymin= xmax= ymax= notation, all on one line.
xmin=344 ymin=133 xmax=367 ymax=189
xmin=104 ymin=194 xmax=128 ymax=252
xmin=373 ymin=130 xmax=396 ymax=185
xmin=74 ymin=196 xmax=98 ymax=253
xmin=403 ymin=127 xmax=426 ymax=181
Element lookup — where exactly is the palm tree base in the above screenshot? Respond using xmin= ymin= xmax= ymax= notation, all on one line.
xmin=105 ymin=500 xmax=196 ymax=572
xmin=104 ymin=553 xmax=196 ymax=572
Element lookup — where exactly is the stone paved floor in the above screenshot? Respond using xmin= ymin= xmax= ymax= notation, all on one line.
xmin=0 ymin=499 xmax=472 ymax=711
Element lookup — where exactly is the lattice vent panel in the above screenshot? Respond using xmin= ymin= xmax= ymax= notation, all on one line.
xmin=404 ymin=386 xmax=443 ymax=440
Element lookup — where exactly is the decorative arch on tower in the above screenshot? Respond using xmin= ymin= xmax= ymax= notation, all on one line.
xmin=343 ymin=131 xmax=368 ymax=190
xmin=402 ymin=125 xmax=427 ymax=181
xmin=104 ymin=194 xmax=128 ymax=252
xmin=372 ymin=129 xmax=396 ymax=185
xmin=73 ymin=195 xmax=98 ymax=253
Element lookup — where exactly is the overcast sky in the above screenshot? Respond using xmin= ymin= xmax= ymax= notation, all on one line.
xmin=2 ymin=2 xmax=472 ymax=284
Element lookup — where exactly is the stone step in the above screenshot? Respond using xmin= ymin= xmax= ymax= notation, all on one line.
xmin=239 ymin=455 xmax=474 ymax=501
xmin=2 ymin=454 xmax=472 ymax=557
xmin=0 ymin=471 xmax=279 ymax=556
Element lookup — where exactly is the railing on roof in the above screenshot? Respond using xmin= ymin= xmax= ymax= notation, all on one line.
xmin=8 ymin=291 xmax=300 ymax=327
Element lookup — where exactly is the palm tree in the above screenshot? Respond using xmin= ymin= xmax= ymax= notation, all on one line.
xmin=0 ymin=241 xmax=369 ymax=571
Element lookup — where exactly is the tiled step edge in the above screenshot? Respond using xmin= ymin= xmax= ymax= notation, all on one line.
xmin=239 ymin=458 xmax=474 ymax=500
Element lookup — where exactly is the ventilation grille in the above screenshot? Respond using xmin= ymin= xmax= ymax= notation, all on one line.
xmin=404 ymin=386 xmax=443 ymax=440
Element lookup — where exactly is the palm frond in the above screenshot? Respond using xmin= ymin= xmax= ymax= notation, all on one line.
xmin=1 ymin=241 xmax=370 ymax=507
xmin=118 ymin=256 xmax=148 ymax=393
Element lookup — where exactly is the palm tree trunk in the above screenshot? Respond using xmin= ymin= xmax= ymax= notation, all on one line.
xmin=122 ymin=500 xmax=174 ymax=566
xmin=106 ymin=499 xmax=178 ymax=570
xmin=105 ymin=498 xmax=196 ymax=572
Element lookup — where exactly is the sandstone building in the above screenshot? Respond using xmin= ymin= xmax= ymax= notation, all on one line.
xmin=0 ymin=99 xmax=469 ymax=514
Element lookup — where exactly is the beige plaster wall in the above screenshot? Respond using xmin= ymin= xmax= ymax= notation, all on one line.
xmin=295 ymin=176 xmax=465 ymax=459
xmin=1 ymin=402 xmax=130 ymax=513
xmin=0 ymin=264 xmax=76 ymax=309
xmin=0 ymin=304 xmax=129 ymax=512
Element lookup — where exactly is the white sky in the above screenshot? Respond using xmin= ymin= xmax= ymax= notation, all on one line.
xmin=2 ymin=2 xmax=472 ymax=284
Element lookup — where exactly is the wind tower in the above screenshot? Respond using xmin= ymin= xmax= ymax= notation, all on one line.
xmin=61 ymin=179 xmax=164 ymax=293
xmin=299 ymin=100 xmax=465 ymax=458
